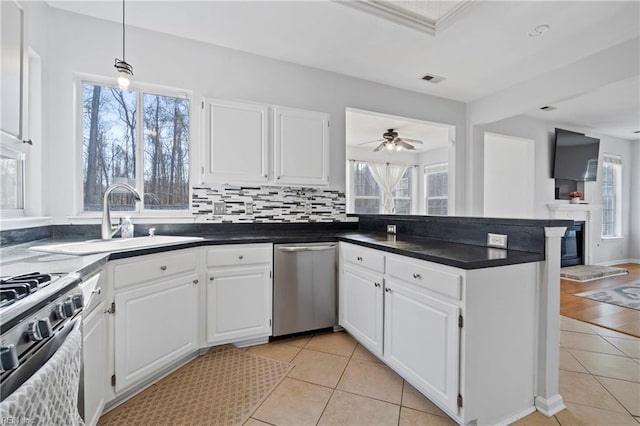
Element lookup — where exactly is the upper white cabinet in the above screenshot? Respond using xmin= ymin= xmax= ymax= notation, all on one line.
xmin=1 ymin=0 xmax=25 ymax=141
xmin=202 ymin=98 xmax=330 ymax=186
xmin=203 ymin=98 xmax=269 ymax=184
xmin=273 ymin=106 xmax=330 ymax=186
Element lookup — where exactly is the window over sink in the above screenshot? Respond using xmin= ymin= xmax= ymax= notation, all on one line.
xmin=80 ymin=81 xmax=190 ymax=213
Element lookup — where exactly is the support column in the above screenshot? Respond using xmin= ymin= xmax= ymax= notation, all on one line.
xmin=535 ymin=226 xmax=567 ymax=416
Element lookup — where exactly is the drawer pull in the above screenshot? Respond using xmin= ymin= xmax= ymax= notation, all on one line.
xmin=412 ymin=273 xmax=421 ymax=279
xmin=356 ymin=256 xmax=363 ymax=261
xmin=193 ymin=279 xmax=199 ymax=285
xmin=209 ymin=276 xmax=214 ymax=281
xmin=239 ymin=255 xmax=244 ymax=260
xmin=374 ymin=282 xmax=380 ymax=287
xmin=160 ymin=265 xmax=167 ymax=271
xmin=384 ymin=287 xmax=391 ymax=293
xmin=91 ymin=287 xmax=102 ymax=295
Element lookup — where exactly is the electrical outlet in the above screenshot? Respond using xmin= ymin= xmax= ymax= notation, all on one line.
xmin=487 ymin=233 xmax=508 ymax=249
xmin=213 ymin=202 xmax=226 ymax=215
xmin=245 ymin=201 xmax=254 ymax=215
xmin=387 ymin=224 xmax=397 ymax=234
xmin=305 ymin=202 xmax=312 ymax=215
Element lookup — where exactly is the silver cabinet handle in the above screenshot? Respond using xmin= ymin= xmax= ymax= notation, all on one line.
xmin=412 ymin=273 xmax=421 ymax=279
xmin=91 ymin=287 xmax=102 ymax=295
xmin=160 ymin=265 xmax=167 ymax=271
xmin=209 ymin=276 xmax=214 ymax=281
xmin=374 ymin=282 xmax=380 ymax=287
xmin=239 ymin=255 xmax=244 ymax=260
xmin=193 ymin=279 xmax=199 ymax=285
xmin=384 ymin=287 xmax=391 ymax=293
xmin=356 ymin=256 xmax=363 ymax=261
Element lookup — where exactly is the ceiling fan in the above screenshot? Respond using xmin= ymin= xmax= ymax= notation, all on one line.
xmin=358 ymin=128 xmax=424 ymax=152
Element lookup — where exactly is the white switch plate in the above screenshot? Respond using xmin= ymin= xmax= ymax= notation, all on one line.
xmin=214 ymin=202 xmax=226 ymax=214
xmin=387 ymin=224 xmax=397 ymax=234
xmin=487 ymin=233 xmax=508 ymax=249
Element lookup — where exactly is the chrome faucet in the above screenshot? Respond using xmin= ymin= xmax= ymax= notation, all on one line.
xmin=101 ymin=183 xmax=141 ymax=240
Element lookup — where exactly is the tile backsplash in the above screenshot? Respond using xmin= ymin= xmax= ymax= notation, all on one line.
xmin=192 ymin=185 xmax=347 ymax=223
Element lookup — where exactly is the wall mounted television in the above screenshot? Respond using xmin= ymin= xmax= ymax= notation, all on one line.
xmin=552 ymin=128 xmax=600 ymax=182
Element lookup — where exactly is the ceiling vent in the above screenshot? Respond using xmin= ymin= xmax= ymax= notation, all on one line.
xmin=421 ymin=73 xmax=446 ymax=84
xmin=539 ymin=105 xmax=557 ymax=111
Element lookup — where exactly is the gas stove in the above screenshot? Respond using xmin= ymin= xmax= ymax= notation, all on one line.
xmin=1 ymin=271 xmax=84 ymax=400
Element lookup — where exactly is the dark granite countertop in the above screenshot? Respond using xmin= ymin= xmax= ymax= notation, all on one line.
xmin=0 ymin=230 xmax=545 ymax=280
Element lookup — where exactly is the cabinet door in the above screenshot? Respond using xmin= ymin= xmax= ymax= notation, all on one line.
xmin=83 ymin=301 xmax=106 ymax=426
xmin=0 ymin=0 xmax=24 ymax=140
xmin=114 ymin=274 xmax=199 ymax=392
xmin=206 ymin=266 xmax=272 ymax=345
xmin=384 ymin=279 xmax=460 ymax=414
xmin=203 ymin=98 xmax=269 ymax=183
xmin=273 ymin=106 xmax=329 ymax=186
xmin=340 ymin=264 xmax=383 ymax=356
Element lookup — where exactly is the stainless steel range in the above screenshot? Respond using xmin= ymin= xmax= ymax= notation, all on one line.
xmin=0 ymin=271 xmax=84 ymax=400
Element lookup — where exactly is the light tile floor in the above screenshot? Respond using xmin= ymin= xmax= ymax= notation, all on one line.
xmin=243 ymin=317 xmax=640 ymax=425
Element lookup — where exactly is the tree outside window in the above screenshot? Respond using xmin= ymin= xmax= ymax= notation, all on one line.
xmin=82 ymin=82 xmax=189 ymax=212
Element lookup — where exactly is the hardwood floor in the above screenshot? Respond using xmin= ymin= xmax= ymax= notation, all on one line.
xmin=560 ymin=262 xmax=640 ymax=338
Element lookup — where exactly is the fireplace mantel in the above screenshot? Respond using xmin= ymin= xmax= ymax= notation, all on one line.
xmin=546 ymin=203 xmax=601 ymax=265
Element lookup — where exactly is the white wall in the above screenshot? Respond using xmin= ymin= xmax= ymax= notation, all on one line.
xmin=481 ymin=115 xmax=635 ymax=264
xmin=40 ymin=6 xmax=466 ymax=224
xmin=483 ymin=133 xmax=534 ymax=219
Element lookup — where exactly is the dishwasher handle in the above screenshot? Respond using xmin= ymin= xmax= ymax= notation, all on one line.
xmin=277 ymin=245 xmax=336 ymax=252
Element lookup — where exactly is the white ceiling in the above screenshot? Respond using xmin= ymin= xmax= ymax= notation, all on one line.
xmin=47 ymin=0 xmax=640 ymax=140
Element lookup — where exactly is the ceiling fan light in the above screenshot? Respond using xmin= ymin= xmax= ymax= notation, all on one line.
xmin=386 ymin=143 xmax=394 ymax=151
xmin=395 ymin=144 xmax=402 ymax=151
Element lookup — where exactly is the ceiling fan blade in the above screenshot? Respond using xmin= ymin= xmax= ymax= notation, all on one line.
xmin=357 ymin=138 xmax=385 ymax=146
xmin=373 ymin=142 xmax=387 ymax=152
xmin=396 ymin=140 xmax=415 ymax=150
xmin=397 ymin=137 xmax=424 ymax=144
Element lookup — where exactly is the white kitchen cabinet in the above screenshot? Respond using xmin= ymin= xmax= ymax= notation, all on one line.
xmin=112 ymin=250 xmax=199 ymax=393
xmin=203 ymin=98 xmax=270 ymax=184
xmin=273 ymin=106 xmax=330 ymax=186
xmin=202 ymin=98 xmax=330 ymax=187
xmin=205 ymin=244 xmax=272 ymax=345
xmin=0 ymin=0 xmax=25 ymax=141
xmin=81 ymin=271 xmax=106 ymax=426
xmin=383 ymin=277 xmax=459 ymax=414
xmin=340 ymin=264 xmax=383 ymax=357
xmin=338 ymin=242 xmax=539 ymax=425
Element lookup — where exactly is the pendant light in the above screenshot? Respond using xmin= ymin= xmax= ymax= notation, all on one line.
xmin=114 ymin=0 xmax=133 ymax=89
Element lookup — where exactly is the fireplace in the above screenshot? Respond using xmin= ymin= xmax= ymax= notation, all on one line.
xmin=561 ymin=221 xmax=585 ymax=267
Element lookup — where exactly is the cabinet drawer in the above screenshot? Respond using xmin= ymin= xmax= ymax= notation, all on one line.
xmin=114 ymin=250 xmax=198 ymax=289
xmin=206 ymin=244 xmax=272 ymax=268
xmin=387 ymin=256 xmax=461 ymax=300
xmin=341 ymin=243 xmax=385 ymax=273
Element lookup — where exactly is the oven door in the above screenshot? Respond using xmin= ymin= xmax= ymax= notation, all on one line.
xmin=0 ymin=317 xmax=82 ymax=423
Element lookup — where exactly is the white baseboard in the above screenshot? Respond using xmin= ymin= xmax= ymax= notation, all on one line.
xmin=535 ymin=394 xmax=566 ymax=417
xmin=594 ymin=259 xmax=640 ymax=266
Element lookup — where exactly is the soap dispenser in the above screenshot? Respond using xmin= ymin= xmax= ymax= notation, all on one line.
xmin=121 ymin=216 xmax=134 ymax=239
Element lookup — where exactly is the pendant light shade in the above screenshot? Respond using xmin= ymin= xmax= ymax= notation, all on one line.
xmin=114 ymin=0 xmax=133 ymax=89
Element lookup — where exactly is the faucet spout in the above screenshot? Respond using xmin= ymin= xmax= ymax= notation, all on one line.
xmin=101 ymin=183 xmax=142 ymax=240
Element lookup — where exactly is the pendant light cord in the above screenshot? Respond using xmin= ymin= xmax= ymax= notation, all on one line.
xmin=122 ymin=0 xmax=126 ymax=61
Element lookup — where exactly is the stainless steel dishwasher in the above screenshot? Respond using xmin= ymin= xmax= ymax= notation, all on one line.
xmin=273 ymin=243 xmax=337 ymax=336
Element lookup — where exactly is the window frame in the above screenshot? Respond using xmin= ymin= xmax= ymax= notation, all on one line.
xmin=349 ymin=160 xmax=414 ymax=215
xmin=601 ymin=154 xmax=622 ymax=239
xmin=424 ymin=162 xmax=448 ymax=216
xmin=351 ymin=160 xmax=382 ymax=214
xmin=0 ymin=143 xmax=26 ymax=215
xmin=74 ymin=74 xmax=194 ymax=218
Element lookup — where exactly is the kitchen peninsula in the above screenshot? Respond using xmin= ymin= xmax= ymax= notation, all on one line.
xmin=0 ymin=215 xmax=571 ymax=425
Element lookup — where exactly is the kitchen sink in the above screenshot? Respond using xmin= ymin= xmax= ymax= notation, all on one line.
xmin=30 ymin=236 xmax=204 ymax=255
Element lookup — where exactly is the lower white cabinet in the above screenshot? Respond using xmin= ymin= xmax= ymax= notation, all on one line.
xmin=383 ymin=277 xmax=459 ymax=414
xmin=113 ymin=256 xmax=199 ymax=392
xmin=339 ymin=242 xmax=538 ymax=425
xmin=82 ymin=299 xmax=107 ymax=426
xmin=340 ymin=264 xmax=383 ymax=357
xmin=205 ymin=244 xmax=272 ymax=345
